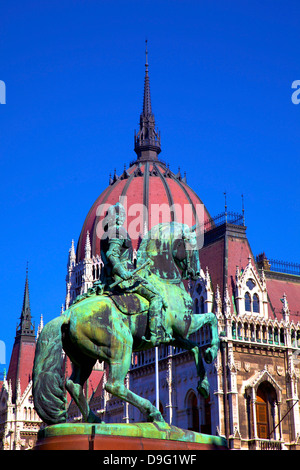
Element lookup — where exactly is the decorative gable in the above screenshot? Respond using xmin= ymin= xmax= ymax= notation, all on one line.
xmin=235 ymin=255 xmax=269 ymax=319
xmin=191 ymin=267 xmax=213 ymax=314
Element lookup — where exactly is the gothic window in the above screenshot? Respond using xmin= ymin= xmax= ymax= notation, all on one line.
xmin=244 ymin=323 xmax=249 ymax=340
xmin=200 ymin=297 xmax=205 ymax=314
xmin=256 ymin=325 xmax=261 ymax=342
xmin=195 ymin=298 xmax=199 ymax=314
xmin=232 ymin=321 xmax=236 ymax=339
xmin=268 ymin=326 xmax=273 ymax=343
xmin=246 ymin=279 xmax=256 ymax=290
xmin=274 ymin=327 xmax=279 ymax=344
xmin=255 ymin=382 xmax=277 ymax=440
xmin=253 ymin=294 xmax=260 ymax=313
xmin=291 ymin=330 xmax=296 ymax=347
xmin=187 ymin=391 xmax=200 ymax=432
xmin=262 ymin=325 xmax=267 ymax=343
xmin=196 ymin=284 xmax=202 ymax=295
xmin=256 ymin=392 xmax=269 ymax=439
xmin=237 ymin=322 xmax=242 ymax=339
xmin=245 ymin=292 xmax=251 ymax=312
xmin=250 ymin=324 xmax=255 ymax=341
xmin=280 ymin=328 xmax=285 ymax=346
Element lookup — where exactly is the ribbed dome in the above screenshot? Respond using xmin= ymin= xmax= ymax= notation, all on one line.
xmin=76 ymin=160 xmax=212 ymax=262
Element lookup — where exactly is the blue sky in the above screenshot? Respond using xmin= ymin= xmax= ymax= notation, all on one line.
xmin=0 ymin=0 xmax=300 ymax=374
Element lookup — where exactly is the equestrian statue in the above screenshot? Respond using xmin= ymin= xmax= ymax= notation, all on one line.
xmin=33 ymin=203 xmax=219 ymax=425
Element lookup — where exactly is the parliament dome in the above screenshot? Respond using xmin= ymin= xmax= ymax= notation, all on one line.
xmin=76 ymin=46 xmax=212 ymax=262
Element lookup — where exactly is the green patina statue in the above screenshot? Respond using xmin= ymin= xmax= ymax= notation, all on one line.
xmin=100 ymin=202 xmax=171 ymax=346
xmin=33 ymin=205 xmax=219 ymax=426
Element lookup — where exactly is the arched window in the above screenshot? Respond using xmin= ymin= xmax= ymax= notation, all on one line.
xmin=187 ymin=391 xmax=199 ymax=432
xmin=280 ymin=328 xmax=285 ymax=346
xmin=291 ymin=330 xmax=296 ymax=347
xmin=195 ymin=298 xmax=199 ymax=314
xmin=274 ymin=327 xmax=279 ymax=344
xmin=200 ymin=297 xmax=205 ymax=314
xmin=268 ymin=326 xmax=273 ymax=343
xmin=255 ymin=382 xmax=278 ymax=440
xmin=232 ymin=321 xmax=236 ymax=339
xmin=253 ymin=294 xmax=260 ymax=313
xmin=245 ymin=292 xmax=251 ymax=312
xmin=256 ymin=388 xmax=269 ymax=439
xmin=256 ymin=325 xmax=261 ymax=342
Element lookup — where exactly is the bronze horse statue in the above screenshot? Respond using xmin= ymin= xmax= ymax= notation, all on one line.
xmin=33 ymin=222 xmax=219 ymax=425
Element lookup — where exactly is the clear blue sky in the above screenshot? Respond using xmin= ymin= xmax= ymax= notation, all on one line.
xmin=1 ymin=0 xmax=300 ymax=375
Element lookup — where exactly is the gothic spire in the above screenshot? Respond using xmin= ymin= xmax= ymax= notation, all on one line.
xmin=134 ymin=40 xmax=161 ymax=161
xmin=16 ymin=264 xmax=35 ymax=338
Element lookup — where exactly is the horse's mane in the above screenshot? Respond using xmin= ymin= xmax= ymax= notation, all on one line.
xmin=136 ymin=222 xmax=188 ymax=280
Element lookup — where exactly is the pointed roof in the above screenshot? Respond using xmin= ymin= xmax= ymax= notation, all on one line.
xmin=16 ymin=265 xmax=35 ymax=339
xmin=6 ymin=267 xmax=36 ymax=401
xmin=134 ymin=41 xmax=161 ymax=161
xmin=143 ymin=41 xmax=152 ymax=116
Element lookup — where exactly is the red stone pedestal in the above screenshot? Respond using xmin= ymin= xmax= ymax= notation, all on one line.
xmin=34 ymin=422 xmax=228 ymax=451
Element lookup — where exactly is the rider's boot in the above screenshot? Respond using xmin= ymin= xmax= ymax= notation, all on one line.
xmin=143 ymin=299 xmax=173 ymax=347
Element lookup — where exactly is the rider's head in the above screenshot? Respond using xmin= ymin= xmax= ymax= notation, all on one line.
xmin=107 ymin=202 xmax=126 ymax=227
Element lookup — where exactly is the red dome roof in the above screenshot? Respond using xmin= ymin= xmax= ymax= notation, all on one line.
xmin=76 ymin=160 xmax=212 ymax=261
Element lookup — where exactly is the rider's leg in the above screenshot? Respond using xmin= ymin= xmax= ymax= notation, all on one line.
xmin=136 ymin=282 xmax=172 ymax=346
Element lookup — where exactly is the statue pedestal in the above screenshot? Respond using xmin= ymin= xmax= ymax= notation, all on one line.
xmin=34 ymin=422 xmax=227 ymax=450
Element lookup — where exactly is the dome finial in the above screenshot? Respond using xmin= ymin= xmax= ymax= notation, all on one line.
xmin=145 ymin=38 xmax=148 ymax=70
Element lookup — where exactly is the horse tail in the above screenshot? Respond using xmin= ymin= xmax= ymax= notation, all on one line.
xmin=33 ymin=315 xmax=67 ymax=425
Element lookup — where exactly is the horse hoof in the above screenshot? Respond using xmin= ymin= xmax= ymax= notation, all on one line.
xmin=204 ymin=349 xmax=213 ymax=364
xmin=148 ymin=411 xmax=164 ymax=423
xmin=197 ymin=381 xmax=210 ymax=399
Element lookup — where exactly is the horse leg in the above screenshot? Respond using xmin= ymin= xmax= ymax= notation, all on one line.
xmin=105 ymin=338 xmax=164 ymax=422
xmin=173 ymin=336 xmax=210 ymax=399
xmin=202 ymin=313 xmax=219 ymax=364
xmin=66 ymin=358 xmax=101 ymax=423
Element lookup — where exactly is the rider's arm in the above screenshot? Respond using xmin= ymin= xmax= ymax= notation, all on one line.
xmin=107 ymin=239 xmax=130 ymax=280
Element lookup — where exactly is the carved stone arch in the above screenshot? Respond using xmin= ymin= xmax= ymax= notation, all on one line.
xmin=244 ymin=368 xmax=282 ymax=403
xmin=244 ymin=369 xmax=282 ymax=441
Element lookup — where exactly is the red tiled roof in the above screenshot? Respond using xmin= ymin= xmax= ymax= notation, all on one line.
xmin=266 ymin=276 xmax=300 ymax=323
xmin=199 ymin=238 xmax=225 ymax=296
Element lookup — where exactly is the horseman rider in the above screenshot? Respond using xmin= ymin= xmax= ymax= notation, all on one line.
xmin=100 ymin=202 xmax=170 ymax=347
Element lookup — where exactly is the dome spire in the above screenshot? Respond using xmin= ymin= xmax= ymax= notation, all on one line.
xmin=134 ymin=40 xmax=161 ymax=161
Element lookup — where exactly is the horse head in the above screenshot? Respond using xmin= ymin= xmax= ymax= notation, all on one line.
xmin=136 ymin=222 xmax=200 ymax=282
xmin=172 ymin=224 xmax=201 ymax=281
